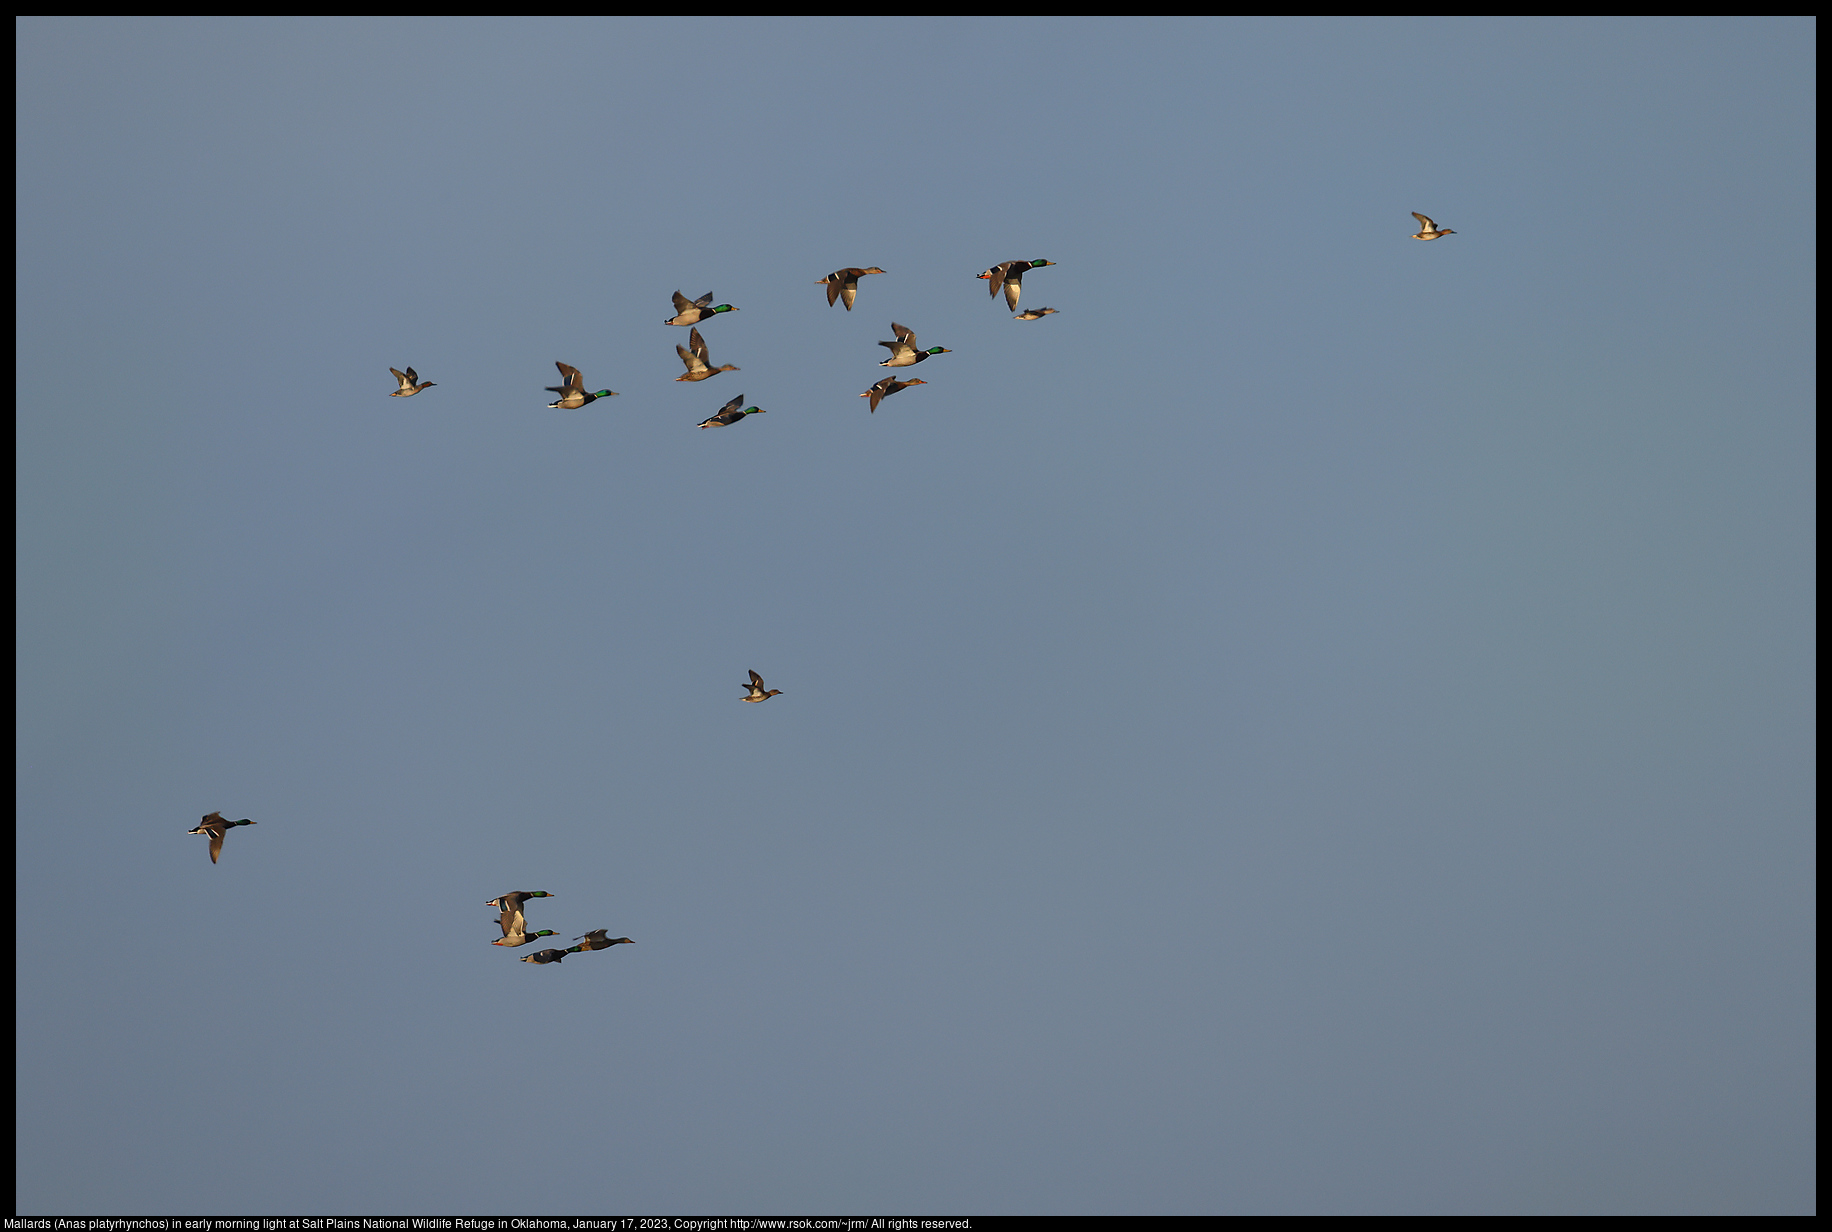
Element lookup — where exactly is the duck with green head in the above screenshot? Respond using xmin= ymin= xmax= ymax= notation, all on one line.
xmin=545 ymin=362 xmax=617 ymax=409
xmin=699 ymin=394 xmax=764 ymax=429
xmin=492 ymin=929 xmax=558 ymax=948
xmin=878 ymin=322 xmax=950 ymax=368
xmin=978 ymin=259 xmax=1056 ymax=312
xmin=665 ymin=291 xmax=738 ymax=326
xmin=520 ymin=947 xmax=585 ymax=964
xmin=188 ymin=811 xmax=256 ymax=865
xmin=487 ymin=890 xmax=555 ymax=937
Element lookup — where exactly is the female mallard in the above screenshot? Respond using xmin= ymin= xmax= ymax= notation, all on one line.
xmin=675 ymin=328 xmax=740 ymax=382
xmin=699 ymin=394 xmax=764 ymax=429
xmin=491 ymin=929 xmax=558 ymax=948
xmin=187 ymin=811 xmax=256 ymax=864
xmin=574 ymin=930 xmax=635 ymax=951
xmin=665 ymin=291 xmax=738 ymax=326
xmin=742 ymin=670 xmax=783 ymax=702
xmin=520 ymin=947 xmax=584 ymax=965
xmin=1013 ymin=307 xmax=1058 ymax=321
xmin=388 ymin=367 xmax=436 ymax=396
xmin=817 ymin=267 xmax=885 ymax=311
xmin=1410 ymin=212 xmax=1456 ymax=240
xmin=545 ymin=362 xmax=618 ymax=409
xmin=978 ymin=260 xmax=1055 ymax=311
xmin=860 ymin=376 xmax=926 ymax=412
xmin=878 ymin=322 xmax=950 ymax=368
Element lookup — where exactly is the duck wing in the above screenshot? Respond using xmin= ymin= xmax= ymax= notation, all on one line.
xmin=891 ymin=321 xmax=915 ymax=344
xmin=688 ymin=328 xmax=711 ymax=362
xmin=208 ymin=829 xmax=224 ymax=863
xmin=390 ymin=368 xmax=411 ymax=389
xmin=553 ymin=362 xmax=584 ymax=391
xmin=1412 ymin=213 xmax=1435 ymax=230
xmin=749 ymin=669 xmax=766 ymax=688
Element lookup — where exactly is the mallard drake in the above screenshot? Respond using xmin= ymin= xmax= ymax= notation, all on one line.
xmin=675 ymin=328 xmax=740 ymax=382
xmin=388 ymin=367 xmax=436 ymax=396
xmin=699 ymin=394 xmax=764 ymax=429
xmin=187 ymin=811 xmax=256 ymax=865
xmin=817 ymin=267 xmax=885 ymax=310
xmin=860 ymin=376 xmax=926 ymax=413
xmin=487 ymin=890 xmax=555 ymax=936
xmin=878 ymin=322 xmax=951 ymax=368
xmin=545 ymin=362 xmax=617 ymax=409
xmin=574 ymin=930 xmax=635 ymax=950
xmin=1013 ymin=307 xmax=1059 ymax=321
xmin=665 ymin=291 xmax=738 ymax=327
xmin=1410 ymin=212 xmax=1456 ymax=240
xmin=742 ymin=669 xmax=783 ymax=702
xmin=519 ymin=947 xmax=584 ymax=964
xmin=978 ymin=260 xmax=1055 ymax=311
xmin=491 ymin=929 xmax=558 ymax=948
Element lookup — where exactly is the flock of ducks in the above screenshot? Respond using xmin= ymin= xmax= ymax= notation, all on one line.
xmin=486 ymin=890 xmax=633 ymax=965
xmin=192 ymin=216 xmax=1456 ymax=967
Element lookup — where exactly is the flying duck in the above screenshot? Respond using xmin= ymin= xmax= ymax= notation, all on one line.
xmin=187 ymin=811 xmax=256 ymax=865
xmin=1013 ymin=307 xmax=1059 ymax=321
xmin=1410 ymin=212 xmax=1456 ymax=240
xmin=860 ymin=376 xmax=926 ymax=412
xmin=878 ymin=322 xmax=950 ymax=368
xmin=491 ymin=929 xmax=558 ymax=948
xmin=388 ymin=367 xmax=436 ymax=396
xmin=817 ymin=267 xmax=886 ymax=311
xmin=487 ymin=891 xmax=555 ymax=936
xmin=742 ymin=670 xmax=783 ymax=702
xmin=545 ymin=363 xmax=617 ymax=409
xmin=574 ymin=930 xmax=636 ymax=951
xmin=519 ymin=947 xmax=584 ymax=964
xmin=699 ymin=394 xmax=765 ymax=429
xmin=675 ymin=327 xmax=740 ymax=382
xmin=978 ymin=260 xmax=1055 ymax=311
xmin=665 ymin=291 xmax=738 ymax=326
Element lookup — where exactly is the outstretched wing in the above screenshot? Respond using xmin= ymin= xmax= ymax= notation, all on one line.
xmin=208 ymin=830 xmax=224 ymax=864
xmin=749 ymin=670 xmax=765 ymax=687
xmin=671 ymin=290 xmax=692 ymax=314
xmin=403 ymin=368 xmax=419 ymax=384
xmin=1412 ymin=212 xmax=1434 ymax=229
xmin=692 ymin=292 xmax=714 ymax=309
xmin=689 ymin=328 xmax=710 ymax=361
xmin=554 ymin=362 xmax=584 ymax=390
xmin=390 ymin=368 xmax=409 ymax=387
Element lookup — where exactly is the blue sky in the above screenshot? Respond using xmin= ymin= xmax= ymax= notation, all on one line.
xmin=16 ymin=17 xmax=1815 ymax=1215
